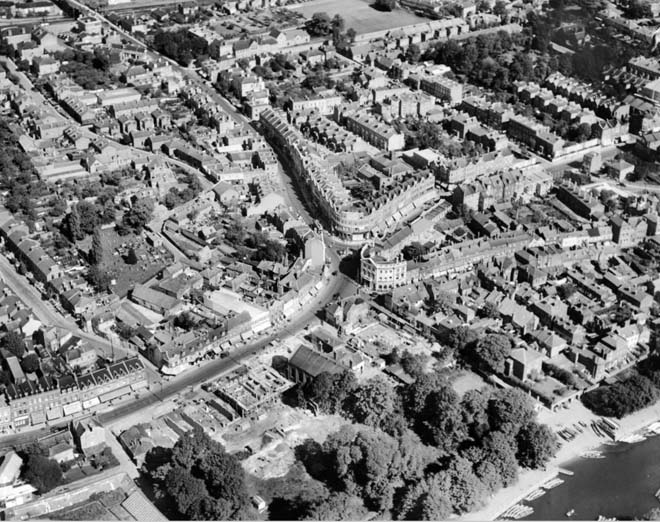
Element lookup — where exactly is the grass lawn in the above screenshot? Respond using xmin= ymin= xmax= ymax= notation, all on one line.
xmin=451 ymin=369 xmax=487 ymax=397
xmin=286 ymin=0 xmax=429 ymax=34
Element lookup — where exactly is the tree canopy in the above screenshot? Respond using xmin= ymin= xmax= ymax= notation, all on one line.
xmin=582 ymin=373 xmax=658 ymax=418
xmin=516 ymin=422 xmax=558 ymax=469
xmin=143 ymin=429 xmax=251 ymax=520
xmin=2 ymin=331 xmax=25 ymax=358
xmin=21 ymin=452 xmax=63 ymax=493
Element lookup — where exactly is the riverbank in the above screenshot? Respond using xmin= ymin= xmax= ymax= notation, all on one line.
xmin=461 ymin=399 xmax=660 ymax=521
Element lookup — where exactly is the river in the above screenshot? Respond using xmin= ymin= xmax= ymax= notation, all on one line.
xmin=524 ymin=434 xmax=660 ymax=520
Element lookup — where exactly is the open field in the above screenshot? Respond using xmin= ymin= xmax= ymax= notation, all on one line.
xmin=286 ymin=0 xmax=428 ymax=34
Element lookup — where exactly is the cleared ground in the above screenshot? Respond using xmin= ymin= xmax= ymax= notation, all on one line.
xmin=286 ymin=0 xmax=429 ymax=34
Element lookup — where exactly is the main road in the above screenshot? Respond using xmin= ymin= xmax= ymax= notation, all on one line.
xmin=0 ymin=269 xmax=355 ymax=449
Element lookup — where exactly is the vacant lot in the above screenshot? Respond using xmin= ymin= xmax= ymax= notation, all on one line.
xmin=287 ymin=0 xmax=428 ymax=34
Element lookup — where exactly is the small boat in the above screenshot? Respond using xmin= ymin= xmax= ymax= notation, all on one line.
xmin=525 ymin=489 xmax=546 ymax=501
xmin=558 ymin=467 xmax=575 ymax=476
xmin=591 ymin=422 xmax=604 ymax=438
xmin=581 ymin=450 xmax=605 ymax=459
xmin=543 ymin=477 xmax=565 ymax=490
xmin=602 ymin=418 xmax=620 ymax=430
xmin=566 ymin=509 xmax=575 ymax=517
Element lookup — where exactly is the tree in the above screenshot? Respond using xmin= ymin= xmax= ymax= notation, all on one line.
xmin=461 ymin=389 xmax=490 ymax=441
xmin=90 ymin=227 xmax=104 ymax=265
xmin=405 ymin=43 xmax=421 ymax=63
xmin=144 ymin=429 xmax=250 ymax=520
xmin=435 ymin=457 xmax=488 ymax=514
xmin=306 ymin=492 xmax=367 ymax=520
xmin=87 ymin=264 xmax=111 ymax=293
xmin=317 ymin=426 xmax=413 ymax=512
xmin=419 ymin=385 xmax=467 ymax=454
xmin=302 ymin=370 xmax=357 ymax=414
xmin=487 ymin=388 xmax=536 ymax=435
xmin=331 ymin=14 xmax=345 ymax=34
xmin=557 ymin=282 xmax=577 ymax=300
xmin=49 ymin=196 xmax=67 ymax=217
xmin=479 ymin=301 xmax=500 ymax=319
xmin=173 ymin=312 xmax=198 ymax=331
xmin=76 ymin=200 xmax=100 ymax=236
xmin=399 ymin=350 xmax=426 ymax=379
xmin=346 ymin=27 xmax=357 ymax=43
xmin=306 ymin=12 xmax=332 ymax=36
xmin=582 ymin=373 xmax=658 ymax=418
xmin=345 ymin=376 xmax=396 ymax=428
xmin=493 ymin=0 xmax=507 ymax=15
xmin=375 ymin=0 xmax=397 ymax=10
xmin=166 ymin=467 xmax=209 ymax=517
xmin=478 ymin=431 xmax=519 ymax=487
xmin=444 ymin=326 xmax=477 ymax=352
xmin=469 ymin=333 xmax=512 ymax=374
xmin=576 ymin=122 xmax=593 ymax=142
xmin=21 ymin=454 xmax=62 ymax=493
xmin=401 ymin=371 xmax=448 ymax=420
xmin=418 ymin=486 xmax=453 ymax=520
xmin=21 ymin=353 xmax=39 ymax=374
xmin=122 ymin=198 xmax=154 ymax=233
xmin=516 ymin=422 xmax=558 ymax=469
xmin=125 ymin=247 xmax=138 ymax=265
xmin=66 ymin=204 xmax=82 ymax=241
xmin=394 ymin=478 xmax=452 ymax=520
xmin=2 ymin=331 xmax=25 ymax=358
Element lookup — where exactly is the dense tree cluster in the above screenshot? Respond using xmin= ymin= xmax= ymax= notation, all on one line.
xmin=403 ymin=118 xmax=476 ymax=157
xmin=143 ymin=429 xmax=251 ymax=520
xmin=20 ymin=445 xmax=63 ymax=493
xmin=526 ymin=11 xmax=634 ymax=82
xmin=375 ymin=0 xmax=396 ymax=10
xmin=294 ymin=368 xmax=557 ymax=519
xmin=2 ymin=331 xmax=26 ymax=358
xmin=427 ymin=32 xmax=539 ymax=91
xmin=225 ymin=220 xmax=287 ymax=263
xmin=53 ymin=48 xmax=116 ymax=89
xmin=582 ymin=373 xmax=658 ymax=418
xmin=64 ymin=199 xmax=116 ymax=242
xmin=153 ymin=29 xmax=208 ymax=66
xmin=163 ymin=173 xmax=203 ymax=210
xmin=0 ymin=121 xmax=46 ymax=222
xmin=304 ymin=12 xmax=344 ymax=37
xmin=118 ymin=198 xmax=154 ymax=235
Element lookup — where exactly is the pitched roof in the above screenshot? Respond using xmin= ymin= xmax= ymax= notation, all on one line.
xmin=288 ymin=346 xmax=343 ymax=378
